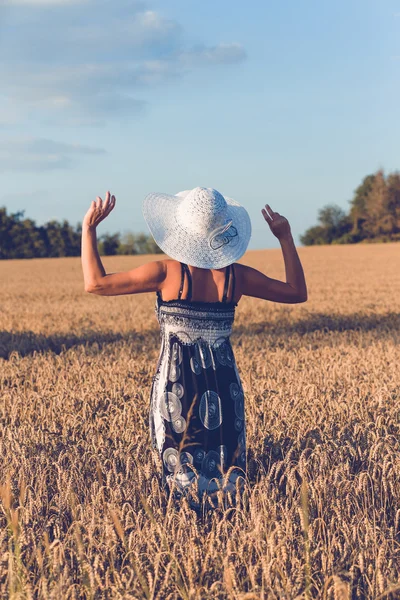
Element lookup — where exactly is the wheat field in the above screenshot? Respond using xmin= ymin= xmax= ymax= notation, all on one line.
xmin=0 ymin=243 xmax=399 ymax=599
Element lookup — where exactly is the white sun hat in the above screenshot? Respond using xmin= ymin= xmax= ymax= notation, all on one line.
xmin=142 ymin=186 xmax=252 ymax=269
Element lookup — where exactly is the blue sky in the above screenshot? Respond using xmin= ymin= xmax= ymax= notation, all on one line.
xmin=0 ymin=0 xmax=399 ymax=249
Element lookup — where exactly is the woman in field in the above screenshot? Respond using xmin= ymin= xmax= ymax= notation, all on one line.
xmin=81 ymin=187 xmax=307 ymax=512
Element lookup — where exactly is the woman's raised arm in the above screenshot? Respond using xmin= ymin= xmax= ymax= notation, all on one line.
xmin=81 ymin=191 xmax=166 ymax=296
xmin=240 ymin=204 xmax=308 ymax=304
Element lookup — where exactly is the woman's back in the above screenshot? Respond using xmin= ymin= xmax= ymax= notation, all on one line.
xmin=157 ymin=260 xmax=240 ymax=305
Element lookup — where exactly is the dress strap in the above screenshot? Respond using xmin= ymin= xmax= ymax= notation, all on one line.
xmin=230 ymin=264 xmax=236 ymax=303
xmin=177 ymin=262 xmax=185 ymax=300
xmin=185 ymin=264 xmax=193 ymax=300
xmin=181 ymin=263 xmax=192 ymax=301
xmin=222 ymin=265 xmax=231 ymax=303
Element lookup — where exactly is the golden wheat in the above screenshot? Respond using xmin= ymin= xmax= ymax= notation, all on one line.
xmin=0 ymin=243 xmax=399 ymax=599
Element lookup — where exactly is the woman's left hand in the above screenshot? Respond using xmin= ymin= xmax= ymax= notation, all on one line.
xmin=261 ymin=203 xmax=291 ymax=240
xmin=83 ymin=191 xmax=116 ymax=229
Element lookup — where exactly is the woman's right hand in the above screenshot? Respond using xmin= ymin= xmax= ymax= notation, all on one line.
xmin=83 ymin=191 xmax=116 ymax=230
xmin=261 ymin=204 xmax=292 ymax=240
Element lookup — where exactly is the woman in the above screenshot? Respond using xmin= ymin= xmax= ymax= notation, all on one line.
xmin=81 ymin=187 xmax=307 ymax=511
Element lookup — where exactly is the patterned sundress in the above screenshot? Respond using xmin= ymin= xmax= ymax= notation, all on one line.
xmin=149 ymin=262 xmax=247 ymax=510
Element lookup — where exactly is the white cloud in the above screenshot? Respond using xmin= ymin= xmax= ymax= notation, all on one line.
xmin=0 ymin=59 xmax=149 ymax=126
xmin=62 ymin=9 xmax=181 ymax=51
xmin=0 ymin=2 xmax=246 ymax=134
xmin=0 ymin=137 xmax=106 ymax=171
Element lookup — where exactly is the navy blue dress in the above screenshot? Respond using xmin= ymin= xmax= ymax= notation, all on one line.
xmin=149 ymin=262 xmax=247 ymax=509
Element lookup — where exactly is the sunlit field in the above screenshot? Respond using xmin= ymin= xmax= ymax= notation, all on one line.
xmin=1 ymin=243 xmax=399 ymax=599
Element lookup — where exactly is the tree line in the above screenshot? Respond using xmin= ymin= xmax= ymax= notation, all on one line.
xmin=0 ymin=208 xmax=163 ymax=259
xmin=300 ymin=169 xmax=400 ymax=245
xmin=2 ymin=168 xmax=399 ymax=258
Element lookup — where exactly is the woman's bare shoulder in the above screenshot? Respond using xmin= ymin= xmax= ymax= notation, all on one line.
xmin=232 ymin=262 xmax=256 ymax=279
xmin=142 ymin=257 xmax=179 ymax=270
xmin=157 ymin=258 xmax=181 ymax=272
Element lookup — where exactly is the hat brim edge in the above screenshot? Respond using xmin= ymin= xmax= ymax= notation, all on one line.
xmin=142 ymin=192 xmax=252 ymax=269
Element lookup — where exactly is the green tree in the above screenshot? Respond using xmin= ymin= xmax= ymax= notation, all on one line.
xmin=118 ymin=232 xmax=138 ymax=255
xmin=363 ymin=170 xmax=391 ymax=237
xmin=301 ymin=169 xmax=400 ymax=245
xmin=299 ymin=225 xmax=332 ymax=246
xmin=386 ymin=171 xmax=400 ymax=234
xmin=60 ymin=220 xmax=81 ymax=256
xmin=99 ymin=232 xmax=121 ymax=256
xmin=300 ymin=204 xmax=352 ymax=246
xmin=349 ymin=174 xmax=376 ymax=234
xmin=0 ymin=205 xmax=165 ymax=258
xmin=0 ymin=208 xmax=24 ymax=259
xmin=117 ymin=231 xmax=163 ymax=255
xmin=317 ymin=205 xmax=347 ymax=229
xmin=10 ymin=217 xmax=47 ymax=258
xmin=136 ymin=233 xmax=163 ymax=255
xmin=42 ymin=220 xmax=68 ymax=257
xmin=0 ymin=208 xmax=47 ymax=258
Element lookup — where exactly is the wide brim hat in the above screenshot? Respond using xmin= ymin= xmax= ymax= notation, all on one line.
xmin=142 ymin=186 xmax=252 ymax=269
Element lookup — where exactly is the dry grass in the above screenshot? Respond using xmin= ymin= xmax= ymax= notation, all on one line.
xmin=0 ymin=243 xmax=399 ymax=599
